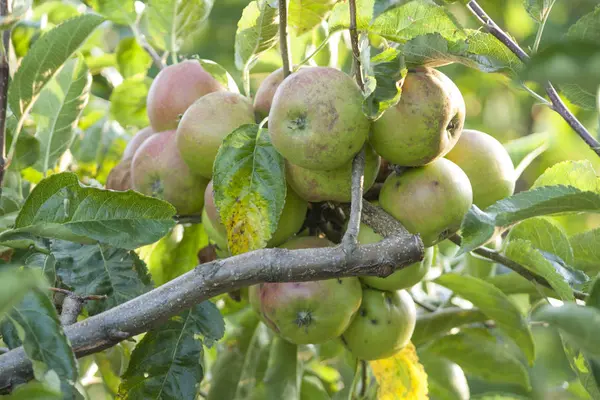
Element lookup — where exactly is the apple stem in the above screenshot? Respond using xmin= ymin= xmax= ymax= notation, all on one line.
xmin=0 ymin=0 xmax=10 ymax=196
xmin=278 ymin=0 xmax=292 ymax=78
xmin=467 ymin=0 xmax=600 ymax=158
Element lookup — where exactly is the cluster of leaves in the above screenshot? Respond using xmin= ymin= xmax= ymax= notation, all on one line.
xmin=0 ymin=0 xmax=600 ymax=399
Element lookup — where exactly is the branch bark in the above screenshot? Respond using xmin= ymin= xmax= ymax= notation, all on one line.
xmin=278 ymin=0 xmax=292 ymax=78
xmin=0 ymin=0 xmax=12 ymax=194
xmin=0 ymin=232 xmax=423 ymax=391
xmin=466 ymin=0 xmax=600 ymax=157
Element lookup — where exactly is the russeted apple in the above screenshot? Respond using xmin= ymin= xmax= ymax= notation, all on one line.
xmin=370 ymin=67 xmax=465 ymax=167
xmin=253 ymin=67 xmax=285 ymax=121
xmin=445 ymin=129 xmax=516 ymax=209
xmin=357 ymin=223 xmax=434 ymax=291
xmin=146 ymin=60 xmax=225 ymax=132
xmin=131 ymin=130 xmax=209 ymax=215
xmin=202 ymin=180 xmax=308 ymax=250
xmin=379 ymin=158 xmax=473 ymax=247
xmin=106 ymin=127 xmax=155 ymax=191
xmin=269 ymin=66 xmax=370 ymax=170
xmin=286 ymin=144 xmax=381 ymax=203
xmin=176 ymin=92 xmax=255 ymax=178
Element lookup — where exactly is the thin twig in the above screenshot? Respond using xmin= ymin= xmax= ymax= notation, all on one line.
xmin=49 ymin=287 xmax=108 ymax=301
xmin=175 ymin=214 xmax=202 ymax=224
xmin=131 ymin=24 xmax=164 ymax=71
xmin=278 ymin=0 xmax=291 ymax=78
xmin=342 ymin=146 xmax=365 ymax=253
xmin=449 ymin=235 xmax=586 ymax=301
xmin=341 ymin=0 xmax=367 ymax=254
xmin=412 ymin=296 xmax=437 ymax=313
xmin=360 ymin=360 xmax=368 ymax=397
xmin=0 ymin=0 xmax=11 ymax=194
xmin=348 ymin=0 xmax=364 ymax=90
xmin=467 ymin=0 xmax=600 ymax=158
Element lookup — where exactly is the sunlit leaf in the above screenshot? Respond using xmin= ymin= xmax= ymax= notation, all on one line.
xmin=212 ymin=125 xmax=286 ymax=255
xmin=234 ymin=0 xmax=279 ymax=71
xmin=435 ymin=273 xmax=535 ymax=364
xmin=509 ymin=217 xmax=574 ymax=265
xmin=116 ymin=37 xmax=152 ymax=79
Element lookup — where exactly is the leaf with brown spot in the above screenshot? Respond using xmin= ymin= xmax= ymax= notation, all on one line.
xmin=213 ymin=124 xmax=286 ymax=255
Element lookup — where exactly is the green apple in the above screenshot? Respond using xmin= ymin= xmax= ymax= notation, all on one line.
xmin=370 ymin=67 xmax=465 ymax=167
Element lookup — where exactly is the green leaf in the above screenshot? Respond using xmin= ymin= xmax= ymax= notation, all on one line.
xmin=213 ymin=124 xmax=286 ymax=255
xmin=10 ymin=290 xmax=78 ymax=397
xmin=587 ymin=276 xmax=600 ymax=310
xmin=413 ymin=307 xmax=489 ymax=346
xmin=328 ymin=0 xmax=374 ymax=32
xmin=197 ymin=59 xmax=240 ymax=93
xmin=234 ymin=322 xmax=273 ymax=400
xmin=523 ymin=0 xmax=555 ymax=22
xmin=532 ymin=304 xmax=600 ymax=357
xmin=289 ymin=0 xmax=336 ymax=35
xmin=435 ymin=273 xmax=535 ymax=365
xmin=234 ymin=0 xmax=279 ymax=71
xmin=509 ymin=217 xmax=574 ymax=265
xmin=8 ymin=13 xmax=104 ymax=118
xmin=252 ymin=337 xmax=300 ymax=399
xmin=425 ymin=328 xmax=531 ymax=390
xmin=140 ymin=224 xmax=209 ymax=286
xmin=52 ymin=240 xmax=153 ymax=315
xmin=118 ymin=301 xmax=224 ymax=400
xmin=503 ymin=132 xmax=550 ymax=169
xmin=418 ymin=354 xmax=469 ymax=400
xmin=31 ymin=57 xmax=91 ymax=173
xmin=4 ymin=172 xmax=175 ymax=250
xmin=369 ymin=0 xmax=464 ymax=43
xmin=460 ymin=186 xmax=600 ymax=254
xmin=142 ymin=0 xmax=214 ymax=52
xmin=560 ymin=83 xmax=596 ymax=111
xmin=362 ymin=47 xmax=406 ymax=120
xmin=109 ymin=77 xmax=151 ymax=128
xmin=0 ymin=268 xmax=45 ymax=322
xmin=400 ymin=31 xmax=523 ymax=76
xmin=571 ymin=228 xmax=600 ymax=274
xmin=505 ymin=239 xmax=575 ymax=301
xmin=532 ymin=160 xmax=599 ymax=193
xmin=86 ymin=0 xmax=136 ymax=26
xmin=3 ymin=380 xmax=63 ymax=399
xmin=520 ymin=40 xmax=600 ymax=88
xmin=6 ymin=131 xmax=41 ymax=170
xmin=116 ymin=37 xmax=152 ymax=79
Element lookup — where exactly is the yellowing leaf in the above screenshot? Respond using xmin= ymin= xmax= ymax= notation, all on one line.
xmin=369 ymin=342 xmax=428 ymax=400
xmin=213 ymin=125 xmax=286 ymax=255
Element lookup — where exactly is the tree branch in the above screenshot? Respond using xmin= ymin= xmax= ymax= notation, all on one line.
xmin=130 ymin=24 xmax=164 ymax=71
xmin=348 ymin=0 xmax=364 ymax=91
xmin=278 ymin=0 xmax=292 ymax=78
xmin=466 ymin=0 xmax=600 ymax=157
xmin=449 ymin=235 xmax=586 ymax=301
xmin=0 ymin=232 xmax=423 ymax=390
xmin=0 ymin=0 xmax=11 ymax=194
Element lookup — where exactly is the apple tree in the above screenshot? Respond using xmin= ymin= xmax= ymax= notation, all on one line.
xmin=0 ymin=0 xmax=600 ymax=399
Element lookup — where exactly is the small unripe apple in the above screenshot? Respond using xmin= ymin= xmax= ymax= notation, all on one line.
xmin=444 ymin=129 xmax=516 ymax=209
xmin=202 ymin=180 xmax=308 ymax=248
xmin=285 ymin=144 xmax=380 ymax=203
xmin=176 ymin=92 xmax=255 ymax=179
xmin=269 ymin=66 xmax=370 ymax=170
xmin=342 ymin=288 xmax=416 ymax=360
xmin=370 ymin=67 xmax=465 ymax=167
xmin=131 ymin=130 xmax=209 ymax=215
xmin=379 ymin=158 xmax=473 ymax=247
xmin=253 ymin=67 xmax=284 ymax=121
xmin=146 ymin=60 xmax=226 ymax=132
xmin=106 ymin=127 xmax=155 ymax=191
xmin=357 ymin=223 xmax=434 ymax=291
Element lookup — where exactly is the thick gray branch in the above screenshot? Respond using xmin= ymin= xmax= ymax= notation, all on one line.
xmin=59 ymin=296 xmax=84 ymax=326
xmin=0 ymin=232 xmax=423 ymax=390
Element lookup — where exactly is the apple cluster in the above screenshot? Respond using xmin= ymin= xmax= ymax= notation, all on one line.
xmin=106 ymin=61 xmax=517 ymax=360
